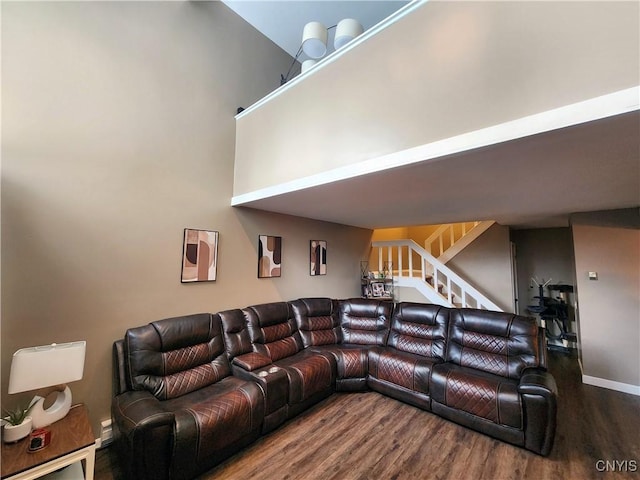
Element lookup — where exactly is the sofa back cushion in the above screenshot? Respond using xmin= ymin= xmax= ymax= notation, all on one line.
xmin=447 ymin=308 xmax=541 ymax=379
xmin=291 ymin=298 xmax=340 ymax=348
xmin=243 ymin=302 xmax=303 ymax=361
xmin=338 ymin=298 xmax=392 ymax=345
xmin=218 ymin=309 xmax=252 ymax=358
xmin=388 ymin=302 xmax=449 ymax=360
xmin=125 ymin=313 xmax=231 ymax=400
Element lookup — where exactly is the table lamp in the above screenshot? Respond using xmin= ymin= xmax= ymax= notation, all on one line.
xmin=8 ymin=341 xmax=86 ymax=429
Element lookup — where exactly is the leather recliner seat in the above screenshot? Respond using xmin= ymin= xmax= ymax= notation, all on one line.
xmin=241 ymin=302 xmax=337 ymax=419
xmin=111 ymin=313 xmax=264 ymax=480
xmin=292 ymin=297 xmax=392 ymax=392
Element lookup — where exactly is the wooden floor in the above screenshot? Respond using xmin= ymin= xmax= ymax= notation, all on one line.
xmin=95 ymin=352 xmax=640 ymax=480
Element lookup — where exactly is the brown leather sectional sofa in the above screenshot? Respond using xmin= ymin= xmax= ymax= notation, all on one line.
xmin=112 ymin=298 xmax=557 ymax=480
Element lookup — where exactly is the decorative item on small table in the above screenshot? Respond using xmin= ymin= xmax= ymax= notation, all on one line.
xmin=2 ymin=403 xmax=34 ymax=443
xmin=8 ymin=341 xmax=86 ymax=430
xmin=28 ymin=428 xmax=51 ymax=452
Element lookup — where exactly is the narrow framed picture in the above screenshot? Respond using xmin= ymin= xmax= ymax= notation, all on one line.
xmin=310 ymin=240 xmax=327 ymax=276
xmin=258 ymin=235 xmax=282 ymax=278
xmin=181 ymin=229 xmax=219 ymax=283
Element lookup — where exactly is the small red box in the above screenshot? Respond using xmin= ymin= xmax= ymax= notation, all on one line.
xmin=28 ymin=428 xmax=51 ymax=452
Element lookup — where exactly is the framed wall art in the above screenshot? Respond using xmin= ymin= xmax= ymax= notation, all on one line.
xmin=310 ymin=240 xmax=327 ymax=276
xmin=181 ymin=229 xmax=219 ymax=283
xmin=370 ymin=281 xmax=386 ymax=297
xmin=258 ymin=235 xmax=282 ymax=278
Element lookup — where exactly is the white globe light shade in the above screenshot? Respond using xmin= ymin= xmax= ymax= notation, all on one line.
xmin=302 ymin=21 xmax=328 ymax=59
xmin=334 ymin=18 xmax=364 ymax=50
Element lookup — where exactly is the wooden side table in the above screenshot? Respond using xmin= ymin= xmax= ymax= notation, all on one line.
xmin=1 ymin=404 xmax=96 ymax=480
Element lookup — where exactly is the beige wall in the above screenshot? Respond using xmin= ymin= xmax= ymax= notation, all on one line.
xmin=448 ymin=224 xmax=514 ymax=312
xmin=1 ymin=2 xmax=371 ymax=434
xmin=234 ymin=1 xmax=639 ymax=195
xmin=572 ymin=212 xmax=640 ymax=390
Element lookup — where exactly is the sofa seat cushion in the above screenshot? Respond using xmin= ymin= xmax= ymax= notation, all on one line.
xmin=431 ymin=363 xmax=522 ymax=429
xmin=163 ymin=376 xmax=264 ymax=473
xmin=273 ymin=351 xmax=336 ymax=404
xmin=368 ymin=347 xmax=438 ymax=394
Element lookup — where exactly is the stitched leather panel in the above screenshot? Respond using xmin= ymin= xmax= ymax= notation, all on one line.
xmin=164 ymin=343 xmax=211 ymax=375
xmin=377 ymin=353 xmax=415 ymax=390
xmin=397 ymin=321 xmax=438 ymax=339
xmin=262 ymin=322 xmax=292 ymax=343
xmin=463 ymin=331 xmax=508 ymax=355
xmin=291 ymin=355 xmax=332 ymax=398
xmin=310 ymin=330 xmax=339 ymax=346
xmin=344 ymin=315 xmax=381 ymax=331
xmin=265 ymin=337 xmax=299 ymax=361
xmin=445 ymin=369 xmax=498 ymax=423
xmin=164 ymin=363 xmax=223 ymax=400
xmin=189 ymin=389 xmax=252 ymax=462
xmin=344 ymin=330 xmax=381 ymax=345
xmin=341 ymin=349 xmax=366 ymax=378
xmin=308 ymin=316 xmax=334 ymax=330
xmin=461 ymin=349 xmax=509 ymax=377
xmin=395 ymin=334 xmax=434 ymax=357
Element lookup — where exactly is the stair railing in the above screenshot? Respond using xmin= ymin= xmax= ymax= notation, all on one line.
xmin=372 ymin=239 xmax=502 ymax=311
xmin=424 ymin=222 xmax=481 ymax=257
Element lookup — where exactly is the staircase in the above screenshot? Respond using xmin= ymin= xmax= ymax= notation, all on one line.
xmin=424 ymin=221 xmax=494 ymax=264
xmin=371 ymin=238 xmax=502 ymax=311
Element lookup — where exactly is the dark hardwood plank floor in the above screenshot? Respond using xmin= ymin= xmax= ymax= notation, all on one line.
xmin=95 ymin=352 xmax=640 ymax=480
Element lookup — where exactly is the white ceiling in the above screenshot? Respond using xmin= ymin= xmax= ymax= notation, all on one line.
xmin=225 ymin=1 xmax=639 ymax=230
xmin=222 ymin=1 xmax=409 ymax=57
xmin=236 ymin=111 xmax=640 ymax=229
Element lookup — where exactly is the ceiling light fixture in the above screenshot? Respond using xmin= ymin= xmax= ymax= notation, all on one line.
xmin=334 ymin=18 xmax=364 ymax=50
xmin=302 ymin=21 xmax=328 ymax=59
xmin=281 ymin=18 xmax=364 ymax=85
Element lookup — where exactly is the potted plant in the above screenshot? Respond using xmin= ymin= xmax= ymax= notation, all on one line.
xmin=2 ymin=403 xmax=34 ymax=443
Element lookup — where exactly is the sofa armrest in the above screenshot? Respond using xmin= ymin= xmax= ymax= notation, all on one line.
xmin=231 ymin=364 xmax=288 ymax=417
xmin=518 ymin=368 xmax=557 ymax=397
xmin=112 ymin=390 xmax=175 ymax=480
xmin=518 ymin=368 xmax=557 ymax=456
xmin=232 ymin=352 xmax=272 ymax=371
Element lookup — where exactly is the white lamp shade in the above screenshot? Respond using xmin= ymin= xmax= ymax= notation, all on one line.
xmin=334 ymin=18 xmax=364 ymax=50
xmin=8 ymin=341 xmax=86 ymax=394
xmin=301 ymin=59 xmax=318 ymax=74
xmin=302 ymin=21 xmax=327 ymax=59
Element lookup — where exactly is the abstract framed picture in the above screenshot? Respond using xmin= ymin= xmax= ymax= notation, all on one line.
xmin=310 ymin=240 xmax=327 ymax=276
xmin=258 ymin=235 xmax=282 ymax=278
xmin=181 ymin=229 xmax=219 ymax=283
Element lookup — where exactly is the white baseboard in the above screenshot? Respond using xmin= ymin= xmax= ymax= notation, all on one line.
xmin=582 ymin=375 xmax=640 ymax=396
xmin=96 ymin=419 xmax=113 ymax=449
